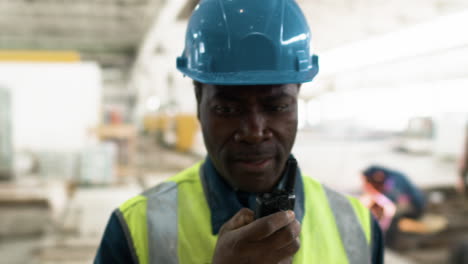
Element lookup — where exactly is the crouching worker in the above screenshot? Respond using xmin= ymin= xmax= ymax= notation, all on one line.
xmin=362 ymin=165 xmax=426 ymax=220
xmin=362 ymin=165 xmax=446 ymax=248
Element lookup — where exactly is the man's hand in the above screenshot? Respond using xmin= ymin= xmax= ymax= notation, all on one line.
xmin=212 ymin=208 xmax=301 ymax=264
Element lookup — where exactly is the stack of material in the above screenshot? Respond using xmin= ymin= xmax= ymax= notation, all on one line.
xmin=79 ymin=143 xmax=117 ymax=185
xmin=37 ymin=151 xmax=78 ymax=181
xmin=0 ymin=184 xmax=50 ymax=237
xmin=93 ymin=124 xmax=137 ymax=165
xmin=0 ymin=86 xmax=13 ymax=180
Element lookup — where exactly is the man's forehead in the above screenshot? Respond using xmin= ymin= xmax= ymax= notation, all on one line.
xmin=204 ymin=83 xmax=299 ymax=98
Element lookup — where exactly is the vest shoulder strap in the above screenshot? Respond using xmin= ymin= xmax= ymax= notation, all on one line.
xmin=142 ymin=181 xmax=179 ymax=264
xmin=323 ymin=185 xmax=371 ymax=264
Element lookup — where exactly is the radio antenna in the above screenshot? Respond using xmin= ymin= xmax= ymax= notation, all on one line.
xmin=284 ymin=158 xmax=297 ymax=193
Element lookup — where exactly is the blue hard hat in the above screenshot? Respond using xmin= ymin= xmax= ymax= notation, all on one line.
xmin=176 ymin=0 xmax=319 ymax=85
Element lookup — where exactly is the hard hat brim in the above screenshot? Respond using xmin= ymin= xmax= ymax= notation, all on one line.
xmin=177 ymin=65 xmax=319 ymax=85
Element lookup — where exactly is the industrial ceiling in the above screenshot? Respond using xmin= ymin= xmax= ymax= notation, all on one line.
xmin=0 ymin=0 xmax=165 ymax=68
xmin=2 ymin=0 xmax=467 ymax=66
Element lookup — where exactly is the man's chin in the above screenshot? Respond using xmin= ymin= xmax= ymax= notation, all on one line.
xmin=239 ymin=182 xmax=275 ymax=193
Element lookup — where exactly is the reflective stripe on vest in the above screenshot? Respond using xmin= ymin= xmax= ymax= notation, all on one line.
xmin=142 ymin=181 xmax=179 ymax=264
xmin=324 ymin=186 xmax=371 ymax=264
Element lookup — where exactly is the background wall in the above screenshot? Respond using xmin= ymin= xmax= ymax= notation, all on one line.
xmin=0 ymin=62 xmax=102 ymax=152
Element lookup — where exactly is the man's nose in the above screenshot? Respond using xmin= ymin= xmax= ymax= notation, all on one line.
xmin=234 ymin=111 xmax=272 ymax=144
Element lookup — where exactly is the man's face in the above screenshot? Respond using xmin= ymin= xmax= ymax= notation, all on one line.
xmin=198 ymin=83 xmax=299 ymax=193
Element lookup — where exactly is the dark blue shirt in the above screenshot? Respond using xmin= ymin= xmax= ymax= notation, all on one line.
xmin=364 ymin=165 xmax=426 ymax=214
xmin=95 ymin=159 xmax=384 ymax=263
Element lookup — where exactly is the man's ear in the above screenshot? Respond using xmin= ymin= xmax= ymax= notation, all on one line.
xmin=194 ymin=83 xmax=202 ymax=120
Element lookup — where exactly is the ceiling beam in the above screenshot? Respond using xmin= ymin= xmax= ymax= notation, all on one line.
xmin=0 ymin=4 xmax=151 ymax=18
xmin=13 ymin=0 xmax=151 ymax=4
xmin=0 ymin=38 xmax=136 ymax=55
xmin=0 ymin=26 xmax=143 ymax=39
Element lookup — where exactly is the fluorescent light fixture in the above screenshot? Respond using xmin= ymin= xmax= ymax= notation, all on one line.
xmin=320 ymin=10 xmax=468 ymax=75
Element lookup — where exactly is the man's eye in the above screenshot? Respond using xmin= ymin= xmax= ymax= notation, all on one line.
xmin=214 ymin=105 xmax=239 ymax=115
xmin=267 ymin=104 xmax=290 ymax=112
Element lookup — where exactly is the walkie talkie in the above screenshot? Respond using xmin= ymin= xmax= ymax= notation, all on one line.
xmin=255 ymin=158 xmax=297 ymax=219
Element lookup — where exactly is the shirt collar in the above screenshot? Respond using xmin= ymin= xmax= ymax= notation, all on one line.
xmin=201 ymin=156 xmax=305 ymax=235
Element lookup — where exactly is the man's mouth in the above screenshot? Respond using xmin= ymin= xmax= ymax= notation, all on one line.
xmin=233 ymin=157 xmax=274 ymax=172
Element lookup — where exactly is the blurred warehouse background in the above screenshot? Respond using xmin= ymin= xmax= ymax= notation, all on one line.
xmin=0 ymin=0 xmax=468 ymax=263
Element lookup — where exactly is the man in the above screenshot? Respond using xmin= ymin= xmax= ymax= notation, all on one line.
xmin=362 ymin=165 xmax=427 ymax=247
xmin=95 ymin=0 xmax=383 ymax=263
xmin=362 ymin=165 xmax=426 ymax=220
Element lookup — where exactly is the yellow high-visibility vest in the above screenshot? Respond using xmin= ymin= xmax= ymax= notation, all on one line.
xmin=115 ymin=162 xmax=372 ymax=264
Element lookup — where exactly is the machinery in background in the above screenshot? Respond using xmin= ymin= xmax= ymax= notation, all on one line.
xmin=0 ymin=86 xmax=13 ymax=181
xmin=0 ymin=88 xmax=51 ymax=239
xmin=393 ymin=117 xmax=434 ymax=155
xmin=393 ymin=114 xmax=468 ymax=162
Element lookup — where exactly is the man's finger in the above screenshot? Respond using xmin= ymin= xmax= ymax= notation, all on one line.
xmin=242 ymin=210 xmax=295 ymax=241
xmin=259 ymin=219 xmax=301 ymax=250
